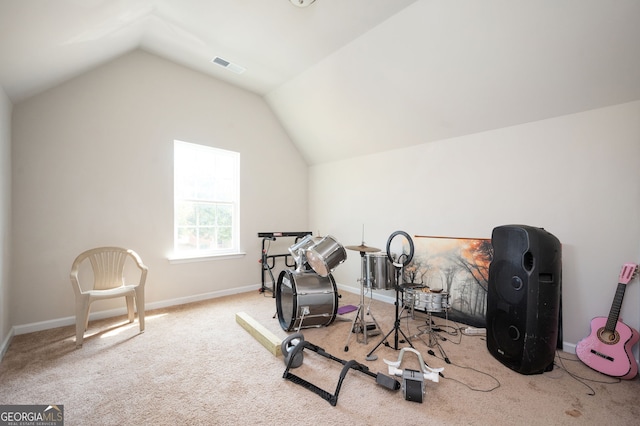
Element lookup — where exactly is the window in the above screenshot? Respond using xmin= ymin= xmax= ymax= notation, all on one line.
xmin=173 ymin=140 xmax=240 ymax=258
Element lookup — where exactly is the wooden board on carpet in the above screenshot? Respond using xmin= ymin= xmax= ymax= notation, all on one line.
xmin=235 ymin=311 xmax=282 ymax=357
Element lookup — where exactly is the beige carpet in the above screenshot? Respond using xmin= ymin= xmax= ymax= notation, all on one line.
xmin=1 ymin=288 xmax=639 ymax=425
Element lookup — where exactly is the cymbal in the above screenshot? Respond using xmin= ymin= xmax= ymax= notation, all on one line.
xmin=345 ymin=244 xmax=380 ymax=253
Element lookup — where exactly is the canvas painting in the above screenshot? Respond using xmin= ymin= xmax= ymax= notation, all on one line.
xmin=402 ymin=235 xmax=493 ymax=328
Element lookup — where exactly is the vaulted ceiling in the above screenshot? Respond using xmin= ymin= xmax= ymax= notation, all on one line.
xmin=2 ymin=0 xmax=639 ymax=165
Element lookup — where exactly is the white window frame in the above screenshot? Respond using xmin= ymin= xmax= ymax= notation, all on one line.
xmin=172 ymin=140 xmax=241 ymax=260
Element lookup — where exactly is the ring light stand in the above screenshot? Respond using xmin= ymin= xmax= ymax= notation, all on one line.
xmin=365 ymin=231 xmax=415 ymax=361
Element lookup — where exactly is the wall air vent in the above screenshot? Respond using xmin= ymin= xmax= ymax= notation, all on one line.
xmin=211 ymin=56 xmax=246 ymax=74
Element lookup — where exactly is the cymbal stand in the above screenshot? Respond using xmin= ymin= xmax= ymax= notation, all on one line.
xmin=365 ymin=262 xmax=414 ymax=361
xmin=344 ymin=251 xmax=383 ymax=352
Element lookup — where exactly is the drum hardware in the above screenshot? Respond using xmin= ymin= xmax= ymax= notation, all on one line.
xmin=259 ymin=232 xmax=313 ymax=297
xmin=409 ymin=312 xmax=453 ymax=364
xmin=366 ymin=231 xmax=416 ymax=361
xmin=404 ymin=287 xmax=452 ymax=362
xmin=343 ymin=246 xmax=385 ymax=352
xmin=352 ymin=322 xmax=379 ymax=334
xmin=384 ymin=347 xmax=444 ymax=403
xmin=288 ymin=234 xmax=318 ymax=272
xmin=282 ymin=338 xmax=400 ymax=406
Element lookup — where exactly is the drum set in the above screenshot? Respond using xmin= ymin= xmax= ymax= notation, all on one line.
xmin=273 ymin=231 xmax=451 ymax=406
xmin=274 ymin=232 xmax=452 ymax=352
xmin=275 ymin=234 xmax=345 ymax=332
xmin=274 ymin=234 xmax=396 ymax=337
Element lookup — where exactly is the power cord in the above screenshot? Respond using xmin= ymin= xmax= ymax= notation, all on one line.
xmin=553 ymin=350 xmax=621 ymax=396
xmin=404 ymin=312 xmax=501 ymax=392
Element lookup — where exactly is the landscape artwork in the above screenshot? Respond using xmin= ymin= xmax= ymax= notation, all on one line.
xmin=403 ymin=235 xmax=493 ymax=328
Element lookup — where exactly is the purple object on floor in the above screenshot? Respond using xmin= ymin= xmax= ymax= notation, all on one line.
xmin=337 ymin=305 xmax=358 ymax=315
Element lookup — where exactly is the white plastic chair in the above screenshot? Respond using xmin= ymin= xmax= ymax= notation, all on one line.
xmin=70 ymin=247 xmax=148 ymax=347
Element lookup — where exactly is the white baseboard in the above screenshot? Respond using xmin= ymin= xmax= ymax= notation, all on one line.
xmin=1 ymin=327 xmax=14 ymax=361
xmin=12 ymin=283 xmax=261 ymax=336
xmin=563 ymin=342 xmax=577 ymax=354
xmin=145 ymin=283 xmax=261 ymax=312
xmin=336 ymin=283 xmax=396 ymax=305
xmin=5 ymin=282 xmax=595 ymax=363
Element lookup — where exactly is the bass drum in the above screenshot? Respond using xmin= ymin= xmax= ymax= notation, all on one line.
xmin=276 ymin=269 xmax=338 ymax=332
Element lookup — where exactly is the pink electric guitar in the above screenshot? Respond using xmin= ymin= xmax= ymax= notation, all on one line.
xmin=576 ymin=263 xmax=639 ymax=379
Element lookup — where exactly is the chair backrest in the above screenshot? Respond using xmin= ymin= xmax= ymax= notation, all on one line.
xmin=71 ymin=247 xmax=147 ymax=293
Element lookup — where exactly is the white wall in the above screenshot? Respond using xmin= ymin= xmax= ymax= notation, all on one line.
xmin=11 ymin=50 xmax=308 ymax=328
xmin=6 ymin=47 xmax=640 ymax=358
xmin=0 ymin=86 xmax=12 ymax=352
xmin=310 ymin=101 xmax=640 ymax=351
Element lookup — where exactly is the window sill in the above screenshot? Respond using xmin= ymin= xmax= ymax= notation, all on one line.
xmin=168 ymin=252 xmax=246 ymax=264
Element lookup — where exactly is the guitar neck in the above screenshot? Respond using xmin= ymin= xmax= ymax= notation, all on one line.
xmin=605 ymin=283 xmax=627 ymax=332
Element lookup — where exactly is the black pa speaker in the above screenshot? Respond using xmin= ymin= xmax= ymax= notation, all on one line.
xmin=486 ymin=225 xmax=562 ymax=375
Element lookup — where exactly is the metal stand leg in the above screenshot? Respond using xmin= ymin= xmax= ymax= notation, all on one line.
xmin=344 ymin=251 xmax=382 ymax=352
xmin=409 ymin=312 xmax=438 ymax=346
xmin=409 ymin=311 xmax=451 ymax=364
xmin=365 ymin=284 xmax=414 ymax=361
xmin=344 ymin=304 xmax=361 ymax=351
xmin=363 ymin=294 xmax=383 ymax=342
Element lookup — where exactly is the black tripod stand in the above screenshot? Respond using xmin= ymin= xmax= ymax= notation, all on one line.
xmin=365 ymin=231 xmax=415 ymax=361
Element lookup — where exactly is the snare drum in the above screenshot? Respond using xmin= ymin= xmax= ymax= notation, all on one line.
xmin=416 ymin=291 xmax=450 ymax=313
xmin=276 ymin=269 xmax=338 ymax=332
xmin=304 ymin=235 xmax=347 ymax=277
xmin=365 ymin=252 xmax=396 ymax=290
xmin=406 ymin=289 xmax=450 ymax=313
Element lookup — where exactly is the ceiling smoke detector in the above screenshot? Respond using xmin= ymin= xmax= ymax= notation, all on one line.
xmin=290 ymin=0 xmax=316 ymax=7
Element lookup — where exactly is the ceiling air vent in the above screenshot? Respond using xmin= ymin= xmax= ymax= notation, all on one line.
xmin=290 ymin=0 xmax=316 ymax=7
xmin=211 ymin=56 xmax=246 ymax=74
